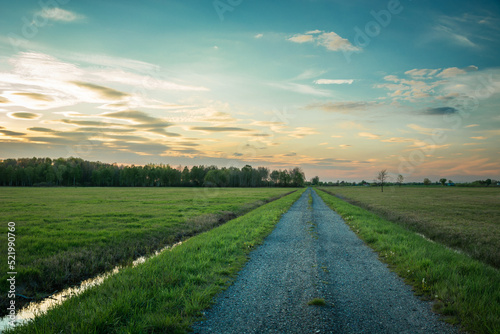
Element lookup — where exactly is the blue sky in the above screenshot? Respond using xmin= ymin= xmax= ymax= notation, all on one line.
xmin=1 ymin=0 xmax=499 ymax=182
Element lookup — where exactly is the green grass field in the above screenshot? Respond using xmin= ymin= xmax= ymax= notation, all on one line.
xmin=318 ymin=186 xmax=500 ymax=269
xmin=0 ymin=187 xmax=294 ymax=314
xmin=6 ymin=189 xmax=305 ymax=333
xmin=316 ymin=189 xmax=500 ymax=334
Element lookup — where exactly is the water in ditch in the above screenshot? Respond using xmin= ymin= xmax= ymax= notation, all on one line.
xmin=0 ymin=241 xmax=184 ymax=332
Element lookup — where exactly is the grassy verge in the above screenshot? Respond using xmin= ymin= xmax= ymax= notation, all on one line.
xmin=317 ymin=186 xmax=500 ymax=269
xmin=7 ymin=189 xmax=305 ymax=333
xmin=0 ymin=187 xmax=293 ymax=314
xmin=316 ymin=189 xmax=500 ymax=334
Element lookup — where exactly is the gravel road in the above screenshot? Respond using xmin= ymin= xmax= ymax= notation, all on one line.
xmin=191 ymin=188 xmax=460 ymax=334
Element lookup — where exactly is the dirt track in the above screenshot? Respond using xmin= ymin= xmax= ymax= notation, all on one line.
xmin=192 ymin=188 xmax=460 ymax=333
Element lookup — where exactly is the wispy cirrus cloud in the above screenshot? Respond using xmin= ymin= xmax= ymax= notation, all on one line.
xmin=314 ymin=79 xmax=354 ymax=85
xmin=428 ymin=13 xmax=500 ymax=49
xmin=358 ymin=132 xmax=381 ymax=139
xmin=304 ymin=101 xmax=379 ymax=113
xmin=37 ymin=8 xmax=84 ymax=23
xmin=0 ymin=52 xmax=208 ymax=111
xmin=70 ymin=81 xmax=129 ymax=100
xmin=190 ymin=126 xmax=252 ymax=133
xmin=269 ymin=82 xmax=331 ymax=96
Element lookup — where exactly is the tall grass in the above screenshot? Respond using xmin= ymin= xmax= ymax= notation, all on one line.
xmin=319 ymin=186 xmax=500 ymax=268
xmin=7 ymin=189 xmax=305 ymax=333
xmin=317 ymin=189 xmax=500 ymax=334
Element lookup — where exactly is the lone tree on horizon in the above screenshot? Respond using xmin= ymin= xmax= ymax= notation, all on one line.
xmin=397 ymin=174 xmax=404 ymax=187
xmin=377 ymin=169 xmax=388 ymax=192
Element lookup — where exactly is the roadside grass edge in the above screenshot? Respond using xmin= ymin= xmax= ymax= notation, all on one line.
xmin=7 ymin=189 xmax=305 ymax=333
xmin=0 ymin=188 xmax=294 ymax=316
xmin=316 ymin=189 xmax=500 ymax=334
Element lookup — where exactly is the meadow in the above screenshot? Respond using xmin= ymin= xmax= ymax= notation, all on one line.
xmin=0 ymin=187 xmax=293 ymax=314
xmin=316 ymin=189 xmax=500 ymax=334
xmin=6 ymin=189 xmax=304 ymax=333
xmin=318 ymin=186 xmax=500 ymax=269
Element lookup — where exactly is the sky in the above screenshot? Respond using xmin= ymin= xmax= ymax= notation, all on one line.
xmin=1 ymin=0 xmax=499 ymax=182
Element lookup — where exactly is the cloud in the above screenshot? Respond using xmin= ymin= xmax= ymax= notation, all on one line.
xmin=288 ymin=30 xmax=359 ymax=52
xmin=70 ymin=81 xmax=129 ymax=100
xmin=101 ymin=110 xmax=167 ymax=124
xmin=53 ymin=109 xmax=180 ymax=138
xmin=190 ymin=126 xmax=252 ymax=132
xmin=381 ymin=137 xmax=414 ymax=143
xmin=434 ymin=24 xmax=477 ymax=48
xmin=288 ymin=34 xmax=315 ymax=43
xmin=290 ymin=69 xmax=327 ymax=81
xmin=28 ymin=127 xmax=56 ymax=133
xmin=254 ymin=33 xmax=263 ymax=39
xmin=37 ymin=8 xmax=84 ymax=23
xmin=269 ymin=82 xmax=331 ymax=96
xmin=317 ymin=32 xmax=360 ymax=51
xmin=7 ymin=112 xmax=42 ymax=120
xmin=287 ymin=127 xmax=319 ymax=139
xmin=465 ymin=124 xmax=479 ymax=128
xmin=100 ymin=110 xmax=179 ymax=137
xmin=435 ymin=65 xmax=478 ymax=78
xmin=428 ymin=14 xmax=500 ymax=50
xmin=305 ymin=101 xmax=378 ymax=113
xmin=407 ymin=124 xmax=447 ymax=136
xmin=0 ymin=52 xmax=208 ymax=112
xmin=424 ymin=107 xmax=458 ymax=115
xmin=0 ymin=128 xmax=26 ymax=137
xmin=436 ymin=67 xmax=466 ymax=78
xmin=314 ymin=79 xmax=354 ymax=85
xmin=405 ymin=68 xmax=441 ymax=78
xmin=470 ymin=136 xmax=487 ymax=140
xmin=376 ymin=74 xmax=442 ymax=101
xmin=12 ymin=92 xmax=53 ymax=101
xmin=358 ymin=132 xmax=381 ymax=139
xmin=107 ymin=141 xmax=170 ymax=156
xmin=90 ymin=69 xmax=209 ymax=92
xmin=58 ymin=119 xmax=122 ymax=127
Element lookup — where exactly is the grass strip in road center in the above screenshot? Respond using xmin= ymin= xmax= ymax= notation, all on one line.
xmin=7 ymin=189 xmax=305 ymax=334
xmin=316 ymin=189 xmax=500 ymax=334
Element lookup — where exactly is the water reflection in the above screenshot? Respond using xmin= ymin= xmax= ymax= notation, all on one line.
xmin=0 ymin=241 xmax=184 ymax=331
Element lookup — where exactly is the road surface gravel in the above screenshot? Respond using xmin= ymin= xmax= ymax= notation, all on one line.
xmin=191 ymin=188 xmax=460 ymax=334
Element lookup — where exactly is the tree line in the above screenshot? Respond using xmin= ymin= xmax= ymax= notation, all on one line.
xmin=0 ymin=157 xmax=306 ymax=187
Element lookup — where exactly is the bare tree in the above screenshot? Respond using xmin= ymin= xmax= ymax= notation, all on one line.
xmin=377 ymin=169 xmax=388 ymax=192
xmin=397 ymin=174 xmax=404 ymax=187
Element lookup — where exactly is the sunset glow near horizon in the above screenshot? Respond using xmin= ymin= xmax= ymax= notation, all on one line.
xmin=1 ymin=0 xmax=499 ymax=182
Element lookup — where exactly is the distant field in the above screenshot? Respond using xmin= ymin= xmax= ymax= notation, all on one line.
xmin=318 ymin=186 xmax=500 ymax=268
xmin=0 ymin=187 xmax=293 ymax=313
